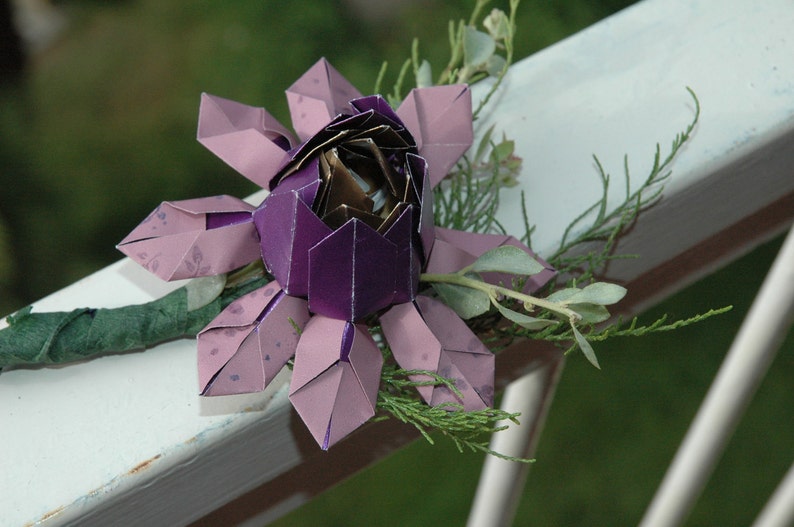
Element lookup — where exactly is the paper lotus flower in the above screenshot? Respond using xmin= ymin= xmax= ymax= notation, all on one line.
xmin=118 ymin=58 xmax=554 ymax=450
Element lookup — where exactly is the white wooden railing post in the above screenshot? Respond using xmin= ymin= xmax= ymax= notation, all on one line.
xmin=639 ymin=225 xmax=794 ymax=527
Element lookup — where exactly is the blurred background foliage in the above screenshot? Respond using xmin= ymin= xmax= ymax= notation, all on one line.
xmin=1 ymin=1 xmax=791 ymax=526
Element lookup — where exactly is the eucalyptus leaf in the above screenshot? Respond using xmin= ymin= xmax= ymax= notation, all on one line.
xmin=485 ymin=54 xmax=507 ymax=77
xmin=572 ymin=325 xmax=600 ymax=369
xmin=569 ymin=303 xmax=611 ymax=324
xmin=463 ymin=26 xmax=496 ymax=68
xmin=566 ymin=282 xmax=627 ymax=306
xmin=470 ymin=245 xmax=544 ymax=276
xmin=483 ymin=8 xmax=510 ymax=40
xmin=432 ymin=282 xmax=491 ymax=320
xmin=546 ymin=287 xmax=580 ymax=303
xmin=494 ymin=302 xmax=558 ymax=330
xmin=491 ymin=136 xmax=514 ymax=163
xmin=416 ymin=59 xmax=433 ymax=88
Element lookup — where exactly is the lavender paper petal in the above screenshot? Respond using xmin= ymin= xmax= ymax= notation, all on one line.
xmin=201 ymin=292 xmax=310 ymax=396
xmin=381 ymin=298 xmax=495 ymax=410
xmin=118 ymin=196 xmax=260 ymax=281
xmin=416 ymin=295 xmax=494 ymax=410
xmin=197 ymin=283 xmax=282 ymax=393
xmin=289 ymin=317 xmax=382 ymax=449
xmin=396 ymin=85 xmax=473 ymax=188
xmin=254 ymin=190 xmax=332 ymax=297
xmin=308 ymin=219 xmax=397 ymax=321
xmin=430 ymin=352 xmax=492 ymax=411
xmin=286 ymin=58 xmax=363 ymax=142
xmin=379 ymin=302 xmax=441 ymax=403
xmin=197 ymin=93 xmax=293 ymax=189
xmin=427 ymin=228 xmax=557 ymax=294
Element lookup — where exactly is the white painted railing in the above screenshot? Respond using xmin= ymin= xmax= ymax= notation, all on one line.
xmin=3 ymin=0 xmax=793 ymax=525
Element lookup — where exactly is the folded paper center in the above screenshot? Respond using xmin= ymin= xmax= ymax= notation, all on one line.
xmin=314 ymin=132 xmax=416 ymax=232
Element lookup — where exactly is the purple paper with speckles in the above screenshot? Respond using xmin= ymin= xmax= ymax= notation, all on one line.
xmin=380 ymin=295 xmax=494 ymax=411
xmin=197 ymin=282 xmax=310 ymax=396
xmin=285 ymin=59 xmax=362 ymax=141
xmin=288 ymin=316 xmax=382 ymax=449
xmin=117 ymin=195 xmax=260 ymax=281
xmin=197 ymin=94 xmax=294 ymax=189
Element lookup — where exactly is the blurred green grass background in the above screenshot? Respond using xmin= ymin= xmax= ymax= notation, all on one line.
xmin=1 ymin=1 xmax=791 ymax=526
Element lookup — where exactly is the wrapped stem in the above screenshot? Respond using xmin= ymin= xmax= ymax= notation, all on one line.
xmin=0 ymin=276 xmax=269 ymax=368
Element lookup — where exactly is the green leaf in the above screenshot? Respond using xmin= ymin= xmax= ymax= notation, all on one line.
xmin=494 ymin=302 xmax=558 ymax=330
xmin=483 ymin=8 xmax=510 ymax=40
xmin=566 ymin=282 xmax=627 ymax=306
xmin=416 ymin=59 xmax=433 ymax=88
xmin=546 ymin=287 xmax=580 ymax=303
xmin=491 ymin=137 xmax=514 ymax=163
xmin=474 ymin=125 xmax=495 ymax=163
xmin=572 ymin=325 xmax=600 ymax=369
xmin=485 ymin=54 xmax=507 ymax=77
xmin=470 ymin=245 xmax=544 ymax=276
xmin=463 ymin=26 xmax=496 ymax=68
xmin=569 ymin=303 xmax=611 ymax=324
xmin=432 ymin=282 xmax=491 ymax=319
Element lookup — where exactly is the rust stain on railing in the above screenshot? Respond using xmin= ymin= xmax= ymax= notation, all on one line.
xmin=126 ymin=454 xmax=162 ymax=476
xmin=25 ymin=505 xmax=65 ymax=526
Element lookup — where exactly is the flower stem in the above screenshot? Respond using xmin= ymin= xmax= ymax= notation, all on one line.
xmin=420 ymin=272 xmax=582 ymax=323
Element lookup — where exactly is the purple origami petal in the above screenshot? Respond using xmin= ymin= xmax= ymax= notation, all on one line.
xmin=380 ymin=296 xmax=494 ymax=411
xmin=407 ymin=153 xmax=435 ymax=262
xmin=197 ymin=93 xmax=294 ymax=189
xmin=426 ymin=227 xmax=557 ymax=294
xmin=270 ymin=157 xmax=322 ymax=205
xmin=198 ymin=283 xmax=310 ymax=396
xmin=396 ymin=85 xmax=473 ymax=188
xmin=383 ymin=205 xmax=421 ymax=304
xmin=286 ymin=58 xmax=363 ymax=142
xmin=117 ymin=195 xmax=260 ymax=280
xmin=308 ymin=218 xmax=397 ymax=321
xmin=254 ymin=189 xmax=332 ymax=297
xmin=289 ymin=316 xmax=383 ymax=449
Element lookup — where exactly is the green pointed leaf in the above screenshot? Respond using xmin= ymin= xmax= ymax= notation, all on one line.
xmin=494 ymin=302 xmax=558 ymax=330
xmin=463 ymin=26 xmax=496 ymax=68
xmin=485 ymin=54 xmax=507 ymax=77
xmin=491 ymin=137 xmax=514 ymax=163
xmin=483 ymin=9 xmax=510 ymax=40
xmin=475 ymin=125 xmax=496 ymax=163
xmin=546 ymin=287 xmax=580 ymax=303
xmin=470 ymin=246 xmax=544 ymax=276
xmin=566 ymin=282 xmax=626 ymax=306
xmin=569 ymin=303 xmax=611 ymax=324
xmin=572 ymin=325 xmax=600 ymax=369
xmin=416 ymin=59 xmax=433 ymax=88
xmin=432 ymin=282 xmax=491 ymax=320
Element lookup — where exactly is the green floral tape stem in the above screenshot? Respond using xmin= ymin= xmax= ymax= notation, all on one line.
xmin=0 ymin=276 xmax=269 ymax=368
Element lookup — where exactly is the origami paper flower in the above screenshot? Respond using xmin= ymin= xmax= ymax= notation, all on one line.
xmin=119 ymin=58 xmax=554 ymax=449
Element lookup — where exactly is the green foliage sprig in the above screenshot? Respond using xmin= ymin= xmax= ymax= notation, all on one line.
xmin=375 ymin=0 xmax=519 ymax=118
xmin=433 ymin=125 xmax=521 ymax=234
xmin=375 ymin=350 xmax=530 ymax=462
xmin=549 ymin=88 xmax=701 ymax=279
